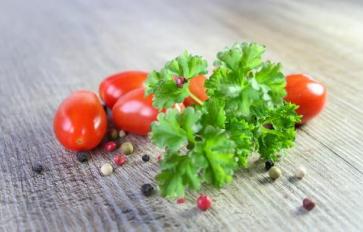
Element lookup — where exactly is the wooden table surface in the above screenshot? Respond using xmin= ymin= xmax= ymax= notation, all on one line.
xmin=1 ymin=0 xmax=363 ymax=231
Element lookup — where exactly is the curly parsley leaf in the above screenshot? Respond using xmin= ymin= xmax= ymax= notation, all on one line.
xmin=227 ymin=118 xmax=255 ymax=167
xmin=145 ymin=52 xmax=208 ymax=109
xmin=255 ymin=62 xmax=286 ymax=107
xmin=257 ymin=103 xmax=301 ymax=161
xmin=199 ymin=99 xmax=226 ymax=129
xmin=165 ymin=51 xmax=208 ymax=78
xmin=192 ymin=126 xmax=236 ymax=188
xmin=216 ymin=43 xmax=265 ymax=74
xmin=151 ymin=108 xmax=201 ymax=152
xmin=207 ymin=42 xmax=287 ymax=119
xmin=157 ymin=153 xmax=201 ymax=198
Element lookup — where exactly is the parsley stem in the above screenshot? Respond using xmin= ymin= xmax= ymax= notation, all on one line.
xmin=187 ymin=90 xmax=204 ymax=105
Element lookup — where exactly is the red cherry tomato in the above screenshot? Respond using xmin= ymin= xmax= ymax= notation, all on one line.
xmin=99 ymin=71 xmax=148 ymax=109
xmin=183 ymin=75 xmax=208 ymax=106
xmin=53 ymin=90 xmax=107 ymax=151
xmin=285 ymin=74 xmax=327 ymax=124
xmin=112 ymin=88 xmax=158 ymax=136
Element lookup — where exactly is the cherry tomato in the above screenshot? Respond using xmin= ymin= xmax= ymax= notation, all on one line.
xmin=112 ymin=88 xmax=158 ymax=136
xmin=285 ymin=74 xmax=327 ymax=124
xmin=183 ymin=75 xmax=208 ymax=106
xmin=99 ymin=71 xmax=148 ymax=109
xmin=53 ymin=90 xmax=107 ymax=151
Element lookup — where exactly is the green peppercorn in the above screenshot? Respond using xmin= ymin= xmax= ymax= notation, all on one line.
xmin=121 ymin=142 xmax=134 ymax=155
xmin=269 ymin=166 xmax=282 ymax=180
xmin=109 ymin=129 xmax=119 ymax=140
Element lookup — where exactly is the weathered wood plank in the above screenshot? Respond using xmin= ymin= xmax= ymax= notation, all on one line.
xmin=1 ymin=0 xmax=363 ymax=231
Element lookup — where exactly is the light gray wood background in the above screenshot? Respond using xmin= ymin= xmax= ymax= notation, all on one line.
xmin=1 ymin=0 xmax=363 ymax=231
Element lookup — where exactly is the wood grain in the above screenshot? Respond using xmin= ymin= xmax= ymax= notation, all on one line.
xmin=1 ymin=0 xmax=363 ymax=231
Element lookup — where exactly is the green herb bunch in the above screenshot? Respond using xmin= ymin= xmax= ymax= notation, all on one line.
xmin=145 ymin=43 xmax=301 ymax=198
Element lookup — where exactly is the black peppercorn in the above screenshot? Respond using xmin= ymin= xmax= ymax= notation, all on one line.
xmin=141 ymin=183 xmax=154 ymax=197
xmin=77 ymin=153 xmax=89 ymax=163
xmin=142 ymin=154 xmax=150 ymax=162
xmin=32 ymin=163 xmax=43 ymax=174
xmin=265 ymin=160 xmax=274 ymax=171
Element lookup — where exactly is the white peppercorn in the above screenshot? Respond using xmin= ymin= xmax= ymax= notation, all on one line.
xmin=100 ymin=163 xmax=113 ymax=176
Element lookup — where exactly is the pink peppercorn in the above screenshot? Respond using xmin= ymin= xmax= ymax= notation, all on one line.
xmin=174 ymin=76 xmax=186 ymax=88
xmin=104 ymin=141 xmax=117 ymax=152
xmin=303 ymin=198 xmax=315 ymax=211
xmin=114 ymin=154 xmax=127 ymax=166
xmin=197 ymin=195 xmax=212 ymax=211
xmin=177 ymin=198 xmax=186 ymax=204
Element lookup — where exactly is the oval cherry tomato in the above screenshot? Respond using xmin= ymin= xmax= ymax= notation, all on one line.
xmin=54 ymin=90 xmax=107 ymax=151
xmin=183 ymin=75 xmax=208 ymax=106
xmin=99 ymin=71 xmax=148 ymax=109
xmin=285 ymin=74 xmax=327 ymax=124
xmin=112 ymin=88 xmax=158 ymax=136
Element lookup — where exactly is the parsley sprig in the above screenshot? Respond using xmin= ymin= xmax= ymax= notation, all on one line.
xmin=145 ymin=42 xmax=301 ymax=198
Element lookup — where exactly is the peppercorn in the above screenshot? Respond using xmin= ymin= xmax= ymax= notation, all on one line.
xmin=76 ymin=153 xmax=89 ymax=163
xmin=104 ymin=141 xmax=117 ymax=152
xmin=100 ymin=163 xmax=113 ymax=176
xmin=32 ymin=163 xmax=43 ymax=174
xmin=142 ymin=154 xmax=150 ymax=162
xmin=121 ymin=142 xmax=134 ymax=155
xmin=176 ymin=198 xmax=186 ymax=204
xmin=141 ymin=183 xmax=154 ymax=197
xmin=175 ymin=76 xmax=186 ymax=88
xmin=118 ymin=130 xmax=126 ymax=138
xmin=265 ymin=160 xmax=274 ymax=171
xmin=114 ymin=154 xmax=127 ymax=166
xmin=303 ymin=198 xmax=315 ymax=211
xmin=295 ymin=166 xmax=306 ymax=179
xmin=197 ymin=195 xmax=212 ymax=211
xmin=109 ymin=129 xmax=119 ymax=140
xmin=269 ymin=166 xmax=281 ymax=180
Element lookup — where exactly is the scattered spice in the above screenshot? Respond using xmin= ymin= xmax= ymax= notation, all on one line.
xmin=114 ymin=154 xmax=127 ymax=166
xmin=157 ymin=154 xmax=162 ymax=161
xmin=142 ymin=154 xmax=150 ymax=162
xmin=269 ymin=166 xmax=282 ymax=180
xmin=100 ymin=163 xmax=113 ymax=176
xmin=175 ymin=76 xmax=186 ymax=88
xmin=118 ymin=130 xmax=126 ymax=138
xmin=109 ymin=129 xmax=119 ymax=140
xmin=265 ymin=160 xmax=274 ymax=171
xmin=121 ymin=142 xmax=134 ymax=155
xmin=176 ymin=198 xmax=186 ymax=204
xmin=197 ymin=195 xmax=212 ymax=211
xmin=76 ymin=153 xmax=89 ymax=163
xmin=303 ymin=198 xmax=315 ymax=211
xmin=32 ymin=163 xmax=43 ymax=174
xmin=141 ymin=183 xmax=154 ymax=197
xmin=295 ymin=166 xmax=306 ymax=179
xmin=104 ymin=141 xmax=117 ymax=152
